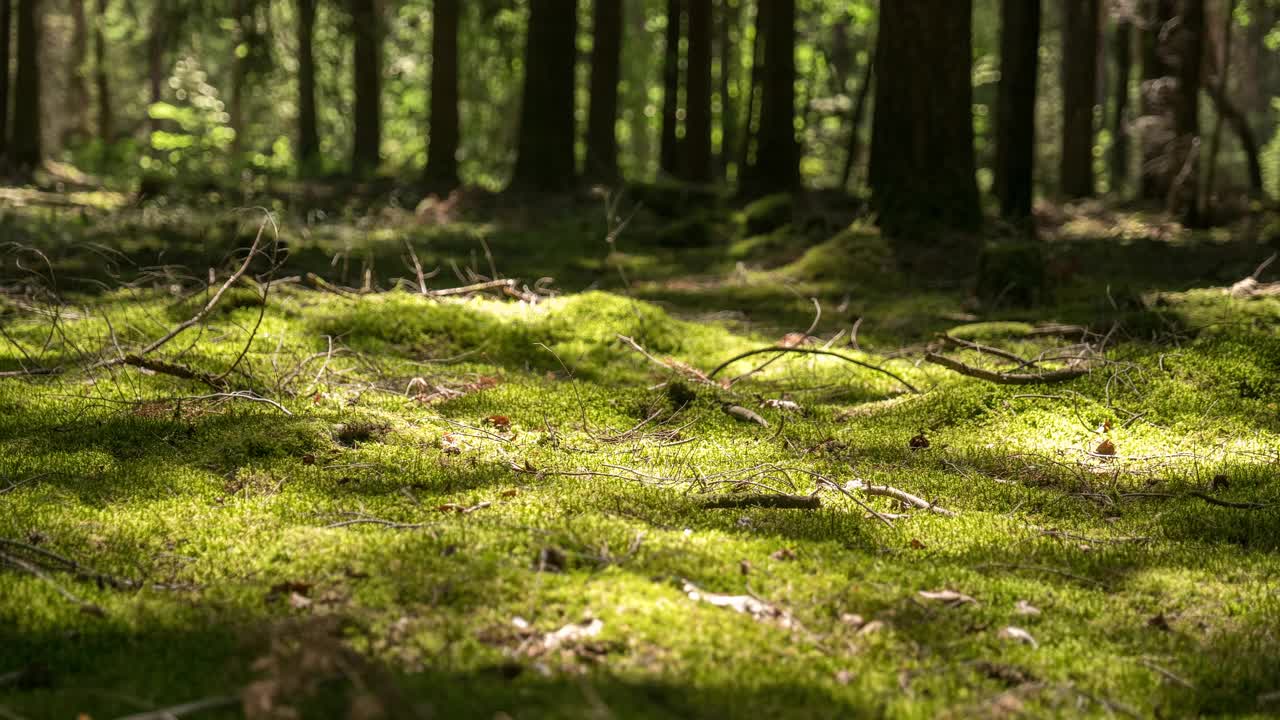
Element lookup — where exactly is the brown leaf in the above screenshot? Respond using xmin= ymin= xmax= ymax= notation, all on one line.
xmin=997 ymin=626 xmax=1037 ymax=648
xmin=440 ymin=433 xmax=464 ymax=455
xmin=839 ymin=613 xmax=865 ymax=628
xmin=301 ymin=454 xmax=315 ymax=466
xmin=485 ymin=415 xmax=511 ymax=430
xmin=909 ymin=433 xmax=930 ymax=450
xmin=834 ymin=669 xmax=854 ymax=685
xmin=501 ymin=488 xmax=520 ymax=498
xmin=1095 ymin=438 xmax=1116 ymax=456
xmin=288 ymin=592 xmax=313 ymax=610
xmin=739 ymin=560 xmax=752 ymax=575
xmin=770 ymin=548 xmax=797 ymax=561
xmin=778 ymin=332 xmax=810 ymax=348
xmin=909 ymin=538 xmax=927 ymax=550
xmin=682 ymin=581 xmax=798 ymax=629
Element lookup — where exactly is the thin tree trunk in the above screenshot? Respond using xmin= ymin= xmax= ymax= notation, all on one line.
xmin=1203 ymin=0 xmax=1234 ymax=214
xmin=1172 ymin=0 xmax=1204 ymax=225
xmin=659 ymin=0 xmax=682 ymax=178
xmin=995 ymin=0 xmax=1041 ymax=219
xmin=94 ymin=0 xmax=111 ymax=143
xmin=68 ymin=0 xmax=90 ymax=140
xmin=296 ymin=0 xmax=319 ymax=173
xmin=11 ymin=0 xmax=40 ymax=174
xmin=1060 ymin=0 xmax=1100 ymax=199
xmin=425 ymin=0 xmax=461 ymax=188
xmin=0 ymin=0 xmax=12 ymax=162
xmin=584 ymin=0 xmax=622 ymax=182
xmin=1203 ymin=20 xmax=1264 ymax=197
xmin=683 ymin=0 xmax=712 ymax=182
xmin=1139 ymin=0 xmax=1175 ymax=201
xmin=350 ymin=0 xmax=382 ymax=177
xmin=736 ymin=0 xmax=765 ymax=173
xmin=510 ymin=0 xmax=578 ymax=191
xmin=838 ymin=49 xmax=873 ymax=191
xmin=739 ymin=0 xmax=798 ymax=197
xmin=1110 ymin=16 xmax=1132 ymax=194
xmin=869 ymin=0 xmax=980 ymax=234
xmin=147 ymin=5 xmax=167 ymax=130
xmin=716 ymin=0 xmax=737 ymax=180
xmin=230 ymin=0 xmax=247 ymax=154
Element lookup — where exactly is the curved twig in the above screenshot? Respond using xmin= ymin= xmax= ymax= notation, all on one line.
xmin=709 ymin=347 xmax=919 ymax=394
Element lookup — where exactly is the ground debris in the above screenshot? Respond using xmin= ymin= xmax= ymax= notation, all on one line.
xmin=682 ymin=580 xmax=798 ymax=629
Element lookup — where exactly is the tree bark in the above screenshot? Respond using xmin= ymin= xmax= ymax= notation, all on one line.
xmin=838 ymin=49 xmax=873 ymax=191
xmin=230 ymin=0 xmax=248 ymax=154
xmin=1203 ymin=0 xmax=1233 ymax=213
xmin=1172 ymin=0 xmax=1204 ymax=225
xmin=297 ymin=0 xmax=319 ymax=173
xmin=1060 ymin=0 xmax=1100 ymax=199
xmin=425 ymin=0 xmax=461 ymax=189
xmin=0 ymin=0 xmax=11 ymax=162
xmin=68 ymin=0 xmax=90 ymax=140
xmin=93 ymin=0 xmax=111 ymax=143
xmin=994 ymin=0 xmax=1041 ymax=219
xmin=659 ymin=0 xmax=682 ymax=178
xmin=585 ymin=0 xmax=622 ymax=182
xmin=147 ymin=4 xmax=168 ymax=130
xmin=716 ymin=0 xmax=738 ymax=179
xmin=510 ymin=0 xmax=578 ymax=191
xmin=737 ymin=0 xmax=766 ymax=174
xmin=1110 ymin=15 xmax=1132 ymax=194
xmin=683 ymin=0 xmax=712 ymax=182
xmin=1139 ymin=0 xmax=1175 ymax=201
xmin=11 ymin=0 xmax=41 ymax=174
xmin=350 ymin=0 xmax=383 ymax=177
xmin=869 ymin=0 xmax=980 ymax=234
xmin=739 ymin=0 xmax=798 ymax=198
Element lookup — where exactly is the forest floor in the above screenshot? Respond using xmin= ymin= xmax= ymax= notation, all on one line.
xmin=1 ymin=187 xmax=1279 ymax=719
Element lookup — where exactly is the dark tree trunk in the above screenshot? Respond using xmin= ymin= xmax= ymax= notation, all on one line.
xmin=739 ymin=0 xmax=798 ymax=197
xmin=297 ymin=0 xmax=319 ymax=173
xmin=0 ymin=0 xmax=11 ymax=162
xmin=716 ymin=0 xmax=737 ymax=179
xmin=994 ymin=0 xmax=1041 ymax=219
xmin=94 ymin=0 xmax=111 ymax=143
xmin=1110 ymin=16 xmax=1132 ymax=194
xmin=737 ymin=0 xmax=765 ymax=173
xmin=683 ymin=0 xmax=712 ymax=182
xmin=510 ymin=0 xmax=578 ymax=191
xmin=584 ymin=0 xmax=622 ymax=182
xmin=69 ymin=0 xmax=89 ymax=140
xmin=11 ymin=0 xmax=40 ymax=174
xmin=147 ymin=5 xmax=168 ymax=129
xmin=838 ymin=49 xmax=873 ymax=191
xmin=425 ymin=0 xmax=461 ymax=189
xmin=230 ymin=0 xmax=249 ymax=154
xmin=1202 ymin=18 xmax=1264 ymax=197
xmin=1060 ymin=0 xmax=1100 ymax=199
xmin=351 ymin=0 xmax=382 ymax=177
xmin=659 ymin=0 xmax=681 ymax=177
xmin=869 ymin=0 xmax=980 ymax=234
xmin=1203 ymin=0 xmax=1234 ymax=212
xmin=1171 ymin=0 xmax=1203 ymax=225
xmin=1139 ymin=0 xmax=1175 ymax=201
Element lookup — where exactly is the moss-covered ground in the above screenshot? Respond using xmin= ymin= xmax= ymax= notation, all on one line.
xmin=2 ymin=191 xmax=1279 ymax=719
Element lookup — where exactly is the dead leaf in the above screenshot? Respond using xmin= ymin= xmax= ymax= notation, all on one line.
xmin=857 ymin=620 xmax=885 ymax=635
xmin=909 ymin=538 xmax=927 ymax=550
xmin=288 ymin=592 xmax=313 ymax=610
xmin=540 ymin=618 xmax=603 ymax=651
xmin=485 ymin=415 xmax=512 ymax=430
xmin=770 ymin=548 xmax=796 ymax=561
xmin=1013 ymin=600 xmax=1041 ymax=617
xmin=918 ymin=589 xmax=978 ymax=607
xmin=997 ymin=626 xmax=1038 ymax=648
xmin=1095 ymin=438 xmax=1116 ymax=456
xmin=778 ymin=332 xmax=811 ymax=348
xmin=739 ymin=560 xmax=752 ymax=575
xmin=682 ymin=581 xmax=796 ymax=629
xmin=301 ymin=453 xmax=315 ymax=466
xmin=501 ymin=488 xmax=520 ymax=498
xmin=724 ymin=404 xmax=768 ymax=427
xmin=762 ymin=398 xmax=802 ymax=412
xmin=909 ymin=433 xmax=930 ymax=450
xmin=440 ymin=433 xmax=465 ymax=454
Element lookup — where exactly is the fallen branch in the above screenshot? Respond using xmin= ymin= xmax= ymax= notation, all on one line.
xmin=122 ymin=355 xmax=227 ymax=391
xmin=426 ymin=278 xmax=517 ymax=297
xmin=844 ymin=478 xmax=957 ymax=517
xmin=924 ymin=352 xmax=1090 ymax=385
xmin=700 ymin=494 xmax=821 ymax=510
xmin=1188 ymin=491 xmax=1272 ymax=510
xmin=709 ymin=346 xmax=919 ymax=394
xmin=938 ymin=334 xmax=1029 ymax=364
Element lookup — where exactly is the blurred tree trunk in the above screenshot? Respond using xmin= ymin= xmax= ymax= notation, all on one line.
xmin=739 ymin=0 xmax=797 ymax=197
xmin=659 ymin=0 xmax=681 ymax=178
xmin=230 ymin=0 xmax=248 ymax=154
xmin=296 ymin=0 xmax=319 ymax=173
xmin=585 ymin=0 xmax=622 ymax=182
xmin=1203 ymin=0 xmax=1233 ymax=213
xmin=994 ymin=0 xmax=1040 ymax=219
xmin=510 ymin=0 xmax=578 ymax=191
xmin=1060 ymin=0 xmax=1099 ymax=199
xmin=716 ymin=0 xmax=738 ymax=180
xmin=1139 ymin=0 xmax=1175 ymax=201
xmin=94 ymin=0 xmax=112 ymax=143
xmin=11 ymin=0 xmax=40 ymax=174
xmin=1110 ymin=14 xmax=1132 ymax=194
xmin=1170 ymin=0 xmax=1203 ymax=225
xmin=350 ymin=0 xmax=382 ymax=177
xmin=869 ymin=0 xmax=979 ymax=234
xmin=68 ymin=0 xmax=90 ymax=141
xmin=682 ymin=0 xmax=711 ymax=182
xmin=147 ymin=4 xmax=168 ymax=130
xmin=737 ymin=0 xmax=765 ymax=173
xmin=0 ymin=0 xmax=11 ymax=163
xmin=425 ymin=0 xmax=460 ymax=189
xmin=838 ymin=49 xmax=873 ymax=191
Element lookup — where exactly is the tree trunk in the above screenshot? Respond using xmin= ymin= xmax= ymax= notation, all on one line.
xmin=93 ymin=0 xmax=111 ymax=143
xmin=838 ymin=49 xmax=873 ymax=191
xmin=297 ymin=0 xmax=319 ymax=173
xmin=1171 ymin=0 xmax=1204 ymax=225
xmin=510 ymin=0 xmax=578 ymax=191
xmin=683 ymin=0 xmax=712 ymax=182
xmin=11 ymin=0 xmax=40 ymax=174
xmin=716 ymin=0 xmax=737 ymax=180
xmin=68 ymin=0 xmax=89 ymax=140
xmin=659 ymin=0 xmax=681 ymax=178
xmin=737 ymin=0 xmax=765 ymax=173
xmin=869 ymin=0 xmax=980 ymax=234
xmin=0 ymin=0 xmax=11 ymax=162
xmin=425 ymin=0 xmax=461 ymax=189
xmin=994 ymin=0 xmax=1041 ymax=219
xmin=351 ymin=0 xmax=382 ymax=177
xmin=739 ymin=0 xmax=798 ymax=197
xmin=1060 ymin=0 xmax=1100 ymax=199
xmin=1139 ymin=0 xmax=1175 ymax=201
xmin=1203 ymin=0 xmax=1233 ymax=214
xmin=230 ymin=0 xmax=248 ymax=154
xmin=584 ymin=0 xmax=622 ymax=182
xmin=1110 ymin=15 xmax=1132 ymax=194
xmin=147 ymin=5 xmax=168 ymax=129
